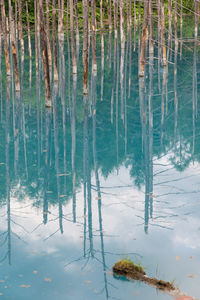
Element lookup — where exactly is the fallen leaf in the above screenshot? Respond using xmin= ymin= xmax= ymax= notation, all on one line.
xmin=44 ymin=278 xmax=52 ymax=282
xmin=20 ymin=285 xmax=31 ymax=288
xmin=0 ymin=280 xmax=5 ymax=283
xmin=176 ymin=297 xmax=195 ymax=300
xmin=57 ymin=173 xmax=70 ymax=177
xmin=189 ymin=256 xmax=194 ymax=259
xmin=33 ymin=270 xmax=38 ymax=275
xmin=188 ymin=274 xmax=195 ymax=278
xmin=85 ymin=280 xmax=91 ymax=284
xmin=176 ymin=256 xmax=180 ymax=261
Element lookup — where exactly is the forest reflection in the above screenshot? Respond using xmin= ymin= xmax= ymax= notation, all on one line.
xmin=0 ymin=26 xmax=200 ymax=276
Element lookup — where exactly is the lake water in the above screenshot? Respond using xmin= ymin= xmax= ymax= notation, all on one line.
xmin=0 ymin=28 xmax=200 ymax=300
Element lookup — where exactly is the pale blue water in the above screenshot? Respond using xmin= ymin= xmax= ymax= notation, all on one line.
xmin=0 ymin=30 xmax=200 ymax=300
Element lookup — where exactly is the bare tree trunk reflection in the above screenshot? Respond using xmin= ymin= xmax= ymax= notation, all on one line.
xmin=71 ymin=74 xmax=77 ymax=223
xmin=43 ymin=109 xmax=52 ymax=224
xmin=53 ymin=83 xmax=63 ymax=233
xmin=6 ymin=77 xmax=11 ymax=265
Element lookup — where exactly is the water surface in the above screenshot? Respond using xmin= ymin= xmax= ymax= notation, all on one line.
xmin=0 ymin=29 xmax=200 ymax=299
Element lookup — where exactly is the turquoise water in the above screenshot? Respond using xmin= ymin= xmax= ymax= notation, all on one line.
xmin=0 ymin=31 xmax=200 ymax=299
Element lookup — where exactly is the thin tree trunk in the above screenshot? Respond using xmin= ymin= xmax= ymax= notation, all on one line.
xmin=174 ymin=0 xmax=178 ymax=51
xmin=9 ymin=0 xmax=20 ymax=92
xmin=180 ymin=0 xmax=183 ymax=58
xmin=46 ymin=0 xmax=52 ymax=81
xmin=91 ymin=0 xmax=97 ymax=72
xmin=120 ymin=0 xmax=125 ymax=47
xmin=108 ymin=0 xmax=112 ymax=31
xmin=161 ymin=0 xmax=166 ymax=66
xmin=100 ymin=0 xmax=104 ymax=32
xmin=70 ymin=0 xmax=77 ymax=74
xmin=114 ymin=0 xmax=118 ymax=37
xmin=39 ymin=0 xmax=51 ymax=107
xmin=34 ymin=0 xmax=38 ymax=73
xmin=18 ymin=0 xmax=24 ymax=67
xmin=167 ymin=0 xmax=172 ymax=61
xmin=83 ymin=0 xmax=89 ymax=94
xmin=53 ymin=0 xmax=58 ymax=81
xmin=74 ymin=0 xmax=80 ymax=45
xmin=194 ymin=0 xmax=199 ymax=40
xmin=149 ymin=0 xmax=154 ymax=55
xmin=1 ymin=0 xmax=11 ymax=76
xmin=26 ymin=2 xmax=32 ymax=60
xmin=15 ymin=1 xmax=18 ymax=39
xmin=139 ymin=1 xmax=148 ymax=77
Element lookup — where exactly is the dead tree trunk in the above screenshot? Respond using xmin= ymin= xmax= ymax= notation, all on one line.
xmin=167 ymin=0 xmax=172 ymax=61
xmin=83 ymin=0 xmax=89 ymax=94
xmin=161 ymin=0 xmax=166 ymax=66
xmin=174 ymin=0 xmax=178 ymax=51
xmin=1 ymin=0 xmax=11 ymax=76
xmin=139 ymin=0 xmax=148 ymax=77
xmin=18 ymin=0 xmax=25 ymax=65
xmin=194 ymin=0 xmax=199 ymax=40
xmin=9 ymin=0 xmax=20 ymax=91
xmin=26 ymin=2 xmax=32 ymax=60
xmin=34 ymin=0 xmax=38 ymax=73
xmin=149 ymin=0 xmax=154 ymax=55
xmin=120 ymin=0 xmax=125 ymax=48
xmin=70 ymin=0 xmax=77 ymax=74
xmin=74 ymin=0 xmax=80 ymax=45
xmin=114 ymin=0 xmax=118 ymax=37
xmin=39 ymin=0 xmax=51 ymax=107
xmin=108 ymin=0 xmax=112 ymax=31
xmin=53 ymin=0 xmax=58 ymax=81
xmin=46 ymin=0 xmax=52 ymax=81
xmin=91 ymin=0 xmax=97 ymax=72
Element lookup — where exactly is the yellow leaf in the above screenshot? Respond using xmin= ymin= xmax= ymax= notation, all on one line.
xmin=20 ymin=285 xmax=31 ymax=288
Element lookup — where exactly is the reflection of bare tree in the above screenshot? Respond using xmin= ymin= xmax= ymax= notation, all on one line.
xmin=120 ymin=33 xmax=125 ymax=122
xmin=83 ymin=95 xmax=93 ymax=257
xmin=43 ymin=109 xmax=52 ymax=225
xmin=101 ymin=32 xmax=104 ymax=102
xmin=36 ymin=74 xmax=41 ymax=176
xmin=174 ymin=42 xmax=178 ymax=145
xmin=192 ymin=41 xmax=197 ymax=156
xmin=116 ymin=37 xmax=120 ymax=171
xmin=6 ymin=78 xmax=11 ymax=265
xmin=71 ymin=74 xmax=77 ymax=223
xmin=139 ymin=73 xmax=153 ymax=234
xmin=0 ymin=25 xmax=2 ymax=121
xmin=91 ymin=75 xmax=109 ymax=299
xmin=53 ymin=83 xmax=63 ymax=233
